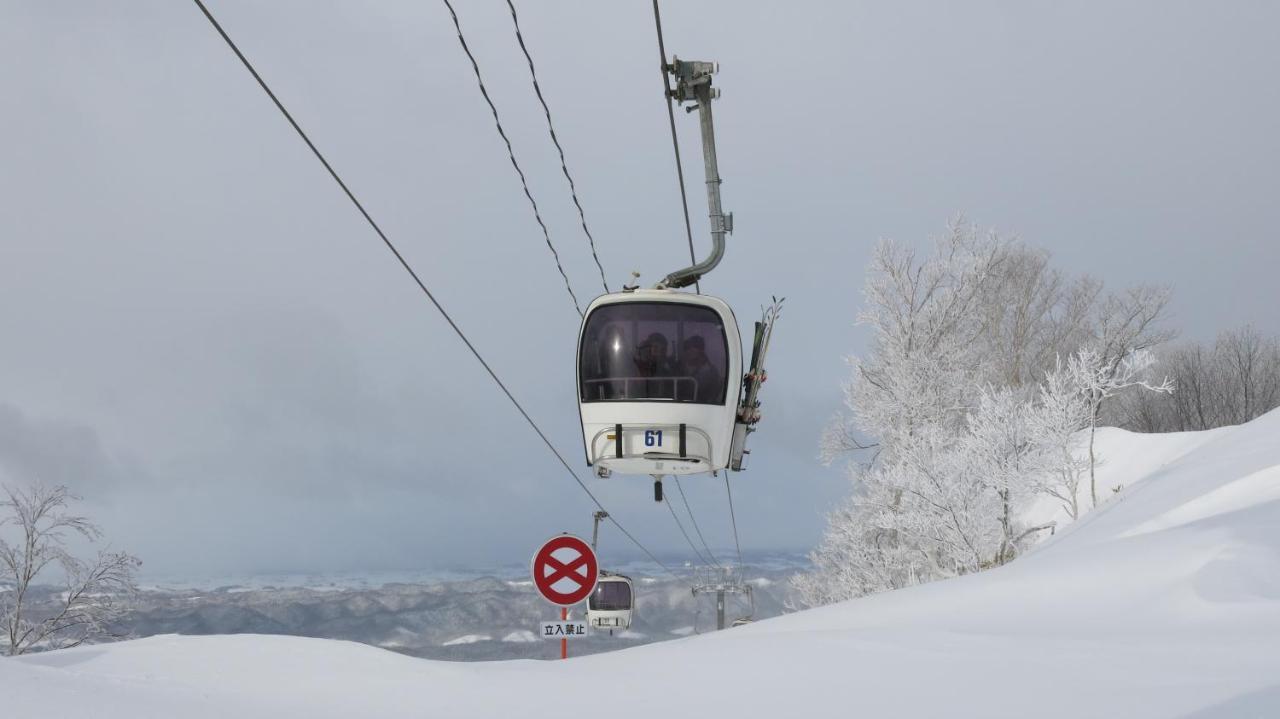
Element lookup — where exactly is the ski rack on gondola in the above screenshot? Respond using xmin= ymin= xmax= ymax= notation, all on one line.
xmin=729 ymin=297 xmax=783 ymax=471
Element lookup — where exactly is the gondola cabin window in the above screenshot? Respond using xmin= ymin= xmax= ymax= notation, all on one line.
xmin=579 ymin=302 xmax=729 ymax=405
xmin=588 ymin=579 xmax=633 ymax=612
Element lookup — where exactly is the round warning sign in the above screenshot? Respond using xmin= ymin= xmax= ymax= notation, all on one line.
xmin=531 ymin=534 xmax=599 ymax=606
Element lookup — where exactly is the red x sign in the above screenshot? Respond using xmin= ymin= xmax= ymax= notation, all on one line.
xmin=531 ymin=534 xmax=598 ymax=606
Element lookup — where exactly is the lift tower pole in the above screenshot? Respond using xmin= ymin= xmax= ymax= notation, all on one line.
xmin=660 ymin=58 xmax=732 ymax=290
xmin=590 ymin=510 xmax=608 ymax=551
xmin=691 ymin=565 xmax=753 ymax=631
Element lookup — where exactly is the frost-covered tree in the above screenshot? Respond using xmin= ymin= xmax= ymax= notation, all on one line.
xmin=964 ymin=387 xmax=1059 ymax=564
xmin=790 ymin=486 xmax=916 ymax=608
xmin=800 ymin=387 xmax=1062 ymax=609
xmin=1029 ymin=360 xmax=1093 ymax=520
xmin=1 ymin=483 xmax=140 ymax=655
xmin=972 ymin=246 xmax=1101 ymax=387
xmin=820 ymin=221 xmax=1005 ymax=464
xmin=800 ymin=223 xmax=1083 ymax=606
xmin=796 ymin=219 xmax=1175 ymax=609
xmin=1069 ymin=348 xmax=1174 ymax=508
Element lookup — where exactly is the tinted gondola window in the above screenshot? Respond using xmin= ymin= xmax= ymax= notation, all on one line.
xmin=588 ymin=580 xmax=633 ymax=611
xmin=579 ymin=302 xmax=729 ymax=405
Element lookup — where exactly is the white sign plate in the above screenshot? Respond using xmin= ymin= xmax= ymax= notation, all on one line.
xmin=540 ymin=621 xmax=590 ymax=640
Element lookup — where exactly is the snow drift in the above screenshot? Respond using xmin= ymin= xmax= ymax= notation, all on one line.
xmin=5 ymin=412 xmax=1280 ymax=718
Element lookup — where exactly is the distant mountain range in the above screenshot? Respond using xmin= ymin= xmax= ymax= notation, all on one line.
xmin=48 ymin=552 xmax=809 ymax=661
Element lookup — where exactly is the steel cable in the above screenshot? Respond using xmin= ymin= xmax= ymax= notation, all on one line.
xmin=190 ymin=0 xmax=683 ymax=580
xmin=674 ymin=476 xmax=721 ymax=567
xmin=724 ymin=474 xmax=744 ymax=566
xmin=442 ymin=0 xmax=583 ymax=317
xmin=504 ymin=0 xmax=609 ymax=295
xmin=663 ymin=493 xmax=713 ymax=568
xmin=650 ymin=0 xmax=700 ymax=294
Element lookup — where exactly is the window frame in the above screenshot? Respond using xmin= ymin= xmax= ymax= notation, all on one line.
xmin=577 ymin=300 xmax=732 ymax=407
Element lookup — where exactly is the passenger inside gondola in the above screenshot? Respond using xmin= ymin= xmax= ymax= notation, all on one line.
xmin=634 ymin=332 xmax=674 ymax=378
xmin=679 ymin=335 xmax=722 ymax=404
xmin=579 ymin=302 xmax=729 ymax=404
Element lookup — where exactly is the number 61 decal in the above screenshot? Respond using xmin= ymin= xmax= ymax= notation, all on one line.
xmin=644 ymin=430 xmax=664 ymax=447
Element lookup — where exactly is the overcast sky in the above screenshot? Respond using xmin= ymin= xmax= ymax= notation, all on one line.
xmin=2 ymin=1 xmax=1277 ymax=577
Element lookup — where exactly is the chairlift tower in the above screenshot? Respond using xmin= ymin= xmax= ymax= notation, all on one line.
xmin=691 ymin=565 xmax=754 ymax=631
xmin=590 ymin=510 xmax=608 ymax=550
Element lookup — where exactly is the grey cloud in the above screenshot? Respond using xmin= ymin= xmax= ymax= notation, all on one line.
xmin=0 ymin=403 xmax=142 ymax=494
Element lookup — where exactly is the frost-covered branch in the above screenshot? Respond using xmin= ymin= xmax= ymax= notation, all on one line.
xmin=1 ymin=484 xmax=140 ymax=656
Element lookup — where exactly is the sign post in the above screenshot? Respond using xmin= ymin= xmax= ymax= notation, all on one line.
xmin=531 ymin=534 xmax=598 ymax=660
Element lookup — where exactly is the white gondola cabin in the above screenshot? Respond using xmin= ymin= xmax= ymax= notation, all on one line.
xmin=575 ymin=58 xmax=780 ymax=493
xmin=586 ymin=573 xmax=634 ymax=631
xmin=577 ymin=289 xmax=742 ymax=478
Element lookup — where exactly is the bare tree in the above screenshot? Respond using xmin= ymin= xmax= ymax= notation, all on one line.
xmin=1113 ymin=326 xmax=1280 ymax=432
xmin=974 ymin=246 xmax=1101 ymax=387
xmin=1219 ymin=325 xmax=1280 ymax=423
xmin=0 ymin=483 xmax=140 ymax=656
xmin=1090 ymin=286 xmax=1177 ymax=367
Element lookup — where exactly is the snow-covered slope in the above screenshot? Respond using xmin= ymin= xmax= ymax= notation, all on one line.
xmin=6 ymin=412 xmax=1280 ymax=718
xmin=1023 ymin=423 xmax=1232 ymax=531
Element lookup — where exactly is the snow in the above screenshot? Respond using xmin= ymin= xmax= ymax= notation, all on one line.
xmin=5 ymin=412 xmax=1280 ymax=717
xmin=500 ymin=631 xmax=537 ymax=643
xmin=1122 ymin=465 xmax=1280 ymax=538
xmin=440 ymin=634 xmax=491 ymax=646
xmin=1022 ymin=424 xmax=1231 ymax=530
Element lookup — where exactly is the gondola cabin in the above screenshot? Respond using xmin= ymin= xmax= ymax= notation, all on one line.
xmin=577 ymin=289 xmax=743 ymax=477
xmin=586 ymin=574 xmax=634 ymax=631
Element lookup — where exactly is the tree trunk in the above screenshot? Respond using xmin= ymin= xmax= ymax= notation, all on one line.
xmin=1088 ymin=421 xmax=1098 ymax=509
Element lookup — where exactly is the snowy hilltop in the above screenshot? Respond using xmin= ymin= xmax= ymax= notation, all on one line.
xmin=4 ymin=410 xmax=1279 ymax=718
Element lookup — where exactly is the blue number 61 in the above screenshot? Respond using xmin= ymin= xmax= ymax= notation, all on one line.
xmin=644 ymin=430 xmax=663 ymax=447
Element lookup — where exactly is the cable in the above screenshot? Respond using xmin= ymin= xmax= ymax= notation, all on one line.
xmin=188 ymin=0 xmax=681 ymax=580
xmin=504 ymin=0 xmax=609 ymax=295
xmin=663 ymin=493 xmax=712 ymax=568
xmin=442 ymin=0 xmax=583 ymax=317
xmin=673 ymin=477 xmax=721 ymax=567
xmin=724 ymin=474 xmax=744 ymax=567
xmin=650 ymin=0 xmax=700 ymax=295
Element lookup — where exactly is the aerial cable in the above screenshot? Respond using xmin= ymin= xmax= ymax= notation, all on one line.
xmin=673 ymin=476 xmax=721 ymax=568
xmin=724 ymin=474 xmax=744 ymax=567
xmin=650 ymin=0 xmax=700 ymax=294
xmin=663 ymin=494 xmax=713 ymax=568
xmin=442 ymin=0 xmax=583 ymax=317
xmin=188 ymin=0 xmax=683 ymax=581
xmin=504 ymin=0 xmax=609 ymax=295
